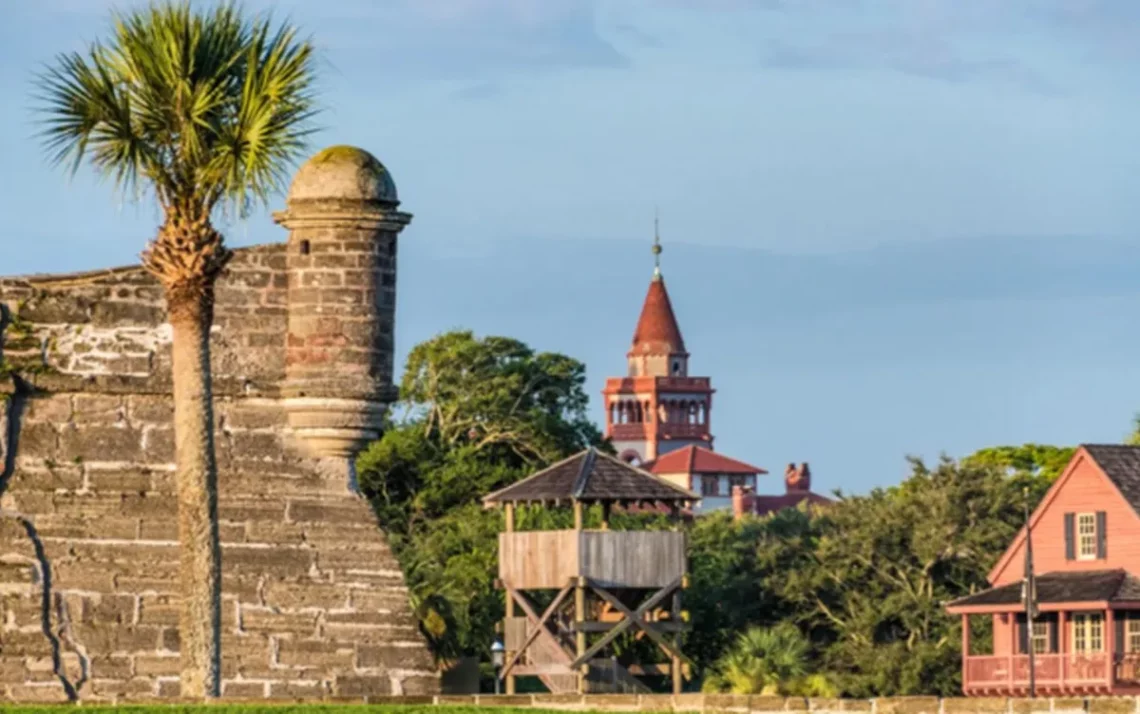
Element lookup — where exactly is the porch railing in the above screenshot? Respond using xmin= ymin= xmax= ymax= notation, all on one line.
xmin=963 ymin=654 xmax=1110 ymax=690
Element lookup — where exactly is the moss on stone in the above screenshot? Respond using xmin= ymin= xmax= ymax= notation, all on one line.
xmin=310 ymin=145 xmax=387 ymax=177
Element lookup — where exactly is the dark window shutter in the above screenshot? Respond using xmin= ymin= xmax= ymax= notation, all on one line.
xmin=1117 ymin=615 xmax=1126 ymax=655
xmin=1097 ymin=511 xmax=1108 ymax=559
xmin=1064 ymin=513 xmax=1076 ymax=560
xmin=1016 ymin=614 xmax=1029 ymax=654
xmin=1049 ymin=620 xmax=1058 ymax=653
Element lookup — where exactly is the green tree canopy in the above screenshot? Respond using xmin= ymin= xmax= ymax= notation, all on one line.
xmin=356 ymin=330 xmax=605 ymax=660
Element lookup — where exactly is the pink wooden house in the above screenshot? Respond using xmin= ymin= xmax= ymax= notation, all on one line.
xmin=946 ymin=444 xmax=1140 ymax=695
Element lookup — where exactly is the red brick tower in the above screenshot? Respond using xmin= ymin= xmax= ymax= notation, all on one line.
xmin=602 ymin=225 xmax=714 ymax=465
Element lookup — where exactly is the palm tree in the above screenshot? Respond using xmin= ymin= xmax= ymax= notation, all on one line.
xmin=34 ymin=2 xmax=316 ymax=698
xmin=702 ymin=623 xmax=835 ymax=696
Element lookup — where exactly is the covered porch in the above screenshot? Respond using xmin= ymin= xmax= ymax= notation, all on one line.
xmin=947 ymin=570 xmax=1140 ymax=695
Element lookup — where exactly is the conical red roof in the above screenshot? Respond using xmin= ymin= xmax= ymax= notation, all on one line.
xmin=629 ymin=275 xmax=687 ymax=356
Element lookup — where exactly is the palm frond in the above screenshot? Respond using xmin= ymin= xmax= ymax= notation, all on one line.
xmin=33 ymin=0 xmax=318 ymax=217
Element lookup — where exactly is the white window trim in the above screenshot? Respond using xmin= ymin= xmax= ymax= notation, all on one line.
xmin=1031 ymin=620 xmax=1050 ymax=654
xmin=1076 ymin=512 xmax=1098 ymax=561
xmin=1072 ymin=612 xmax=1105 ymax=653
xmin=1128 ymin=618 xmax=1140 ymax=653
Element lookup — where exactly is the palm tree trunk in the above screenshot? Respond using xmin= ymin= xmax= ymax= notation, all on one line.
xmin=167 ymin=284 xmax=222 ymax=699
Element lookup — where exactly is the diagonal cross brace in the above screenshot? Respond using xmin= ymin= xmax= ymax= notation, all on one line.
xmin=568 ymin=575 xmax=683 ymax=669
xmin=500 ymin=581 xmax=574 ymax=679
xmin=506 ymin=581 xmax=575 ymax=646
xmin=590 ymin=582 xmax=694 ymax=671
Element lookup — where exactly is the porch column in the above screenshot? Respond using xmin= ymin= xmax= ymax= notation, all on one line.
xmin=1107 ymin=608 xmax=1116 ymax=689
xmin=961 ymin=614 xmax=970 ymax=692
xmin=1058 ymin=610 xmax=1067 ymax=685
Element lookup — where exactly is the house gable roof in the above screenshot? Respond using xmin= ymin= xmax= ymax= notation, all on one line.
xmin=987 ymin=444 xmax=1140 ymax=584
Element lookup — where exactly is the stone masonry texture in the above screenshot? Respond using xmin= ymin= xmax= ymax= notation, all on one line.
xmin=0 ymin=148 xmax=436 ymax=703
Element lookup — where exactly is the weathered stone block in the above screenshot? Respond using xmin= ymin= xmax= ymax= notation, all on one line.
xmin=1088 ymin=700 xmax=1136 ymax=714
xmin=943 ymin=698 xmax=1007 ymax=713
xmin=583 ymin=694 xmax=643 ymax=710
xmin=877 ymin=698 xmax=942 ymax=714
xmin=59 ymin=424 xmax=143 ymax=462
xmin=288 ymin=498 xmax=369 ymax=523
xmin=224 ymin=545 xmax=315 ymax=577
xmin=222 ymin=680 xmax=268 ymax=698
xmin=134 ymin=654 xmax=181 ymax=676
xmin=263 ymin=582 xmax=347 ymax=609
xmin=9 ymin=465 xmax=83 ymax=491
xmin=277 ymin=639 xmax=355 ymax=667
xmin=90 ymin=655 xmax=134 ymax=680
xmin=15 ymin=422 xmax=60 ymax=459
xmin=269 ymin=680 xmax=327 ymax=699
xmin=240 ymin=607 xmax=320 ymax=634
xmin=357 ymin=643 xmax=434 ymax=670
xmin=333 ymin=674 xmax=391 ymax=697
xmin=219 ymin=498 xmax=288 ymax=523
xmin=137 ymin=595 xmax=179 ymax=626
xmin=398 ymin=677 xmax=440 ymax=696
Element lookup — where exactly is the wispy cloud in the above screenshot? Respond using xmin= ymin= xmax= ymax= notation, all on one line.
xmin=759 ymin=31 xmax=1058 ymax=94
xmin=309 ymin=0 xmax=628 ymax=80
xmin=17 ymin=0 xmax=630 ymax=79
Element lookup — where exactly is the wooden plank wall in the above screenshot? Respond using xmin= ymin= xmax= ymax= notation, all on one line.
xmin=579 ymin=531 xmax=686 ymax=588
xmin=499 ymin=531 xmax=579 ymax=589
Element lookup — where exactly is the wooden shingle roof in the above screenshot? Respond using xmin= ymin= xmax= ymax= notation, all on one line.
xmin=1083 ymin=444 xmax=1140 ymax=514
xmin=947 ymin=569 xmax=1140 ymax=609
xmin=483 ymin=447 xmax=700 ymax=506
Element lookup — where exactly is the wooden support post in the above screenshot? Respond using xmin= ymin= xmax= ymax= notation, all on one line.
xmin=1058 ymin=610 xmax=1068 ymax=685
xmin=575 ymin=576 xmax=587 ymax=693
xmin=574 ymin=501 xmax=584 ymax=531
xmin=1107 ymin=608 xmax=1116 ymax=690
xmin=672 ymin=588 xmax=682 ymax=694
xmin=961 ymin=613 xmax=969 ymax=694
xmin=505 ymin=503 xmax=515 ymax=532
xmin=505 ymin=578 xmax=516 ymax=694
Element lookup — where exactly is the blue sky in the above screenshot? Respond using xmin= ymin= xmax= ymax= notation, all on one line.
xmin=3 ymin=0 xmax=1140 ymax=495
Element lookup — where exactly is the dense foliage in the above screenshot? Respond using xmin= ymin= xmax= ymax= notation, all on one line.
xmin=356 ymin=331 xmax=604 ymax=660
xmin=357 ymin=330 xmax=1087 ymax=695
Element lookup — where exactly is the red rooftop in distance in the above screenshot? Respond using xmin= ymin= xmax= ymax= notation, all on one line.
xmin=601 ymin=225 xmax=832 ymax=517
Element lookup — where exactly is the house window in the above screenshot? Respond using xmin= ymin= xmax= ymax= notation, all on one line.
xmin=1073 ymin=613 xmax=1104 ymax=653
xmin=1128 ymin=618 xmax=1140 ymax=653
xmin=1077 ymin=513 xmax=1098 ymax=559
xmin=1031 ymin=621 xmax=1050 ymax=654
xmin=701 ymin=475 xmax=720 ymax=497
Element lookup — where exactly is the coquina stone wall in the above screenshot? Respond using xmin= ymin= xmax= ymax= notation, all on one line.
xmin=0 ymin=146 xmax=437 ymax=702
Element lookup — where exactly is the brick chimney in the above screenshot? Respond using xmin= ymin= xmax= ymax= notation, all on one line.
xmin=785 ymin=462 xmax=811 ymax=493
xmin=731 ymin=485 xmax=754 ymax=521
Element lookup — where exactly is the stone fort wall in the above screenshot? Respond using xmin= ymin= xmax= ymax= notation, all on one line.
xmin=0 ymin=147 xmax=437 ymax=702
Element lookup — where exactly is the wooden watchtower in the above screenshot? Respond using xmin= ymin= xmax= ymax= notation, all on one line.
xmin=484 ymin=447 xmax=700 ymax=695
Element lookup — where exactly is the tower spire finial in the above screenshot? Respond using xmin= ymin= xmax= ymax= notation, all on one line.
xmin=652 ymin=207 xmax=662 ymax=279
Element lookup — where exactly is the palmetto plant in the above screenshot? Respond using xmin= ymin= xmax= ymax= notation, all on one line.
xmin=34 ymin=1 xmax=316 ymax=698
xmin=702 ymin=623 xmax=835 ymax=696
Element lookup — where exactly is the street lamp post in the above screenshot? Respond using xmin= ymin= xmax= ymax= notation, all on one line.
xmin=491 ymin=640 xmax=505 ymax=695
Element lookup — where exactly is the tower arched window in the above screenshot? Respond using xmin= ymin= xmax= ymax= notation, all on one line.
xmin=672 ymin=360 xmax=681 ymax=376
